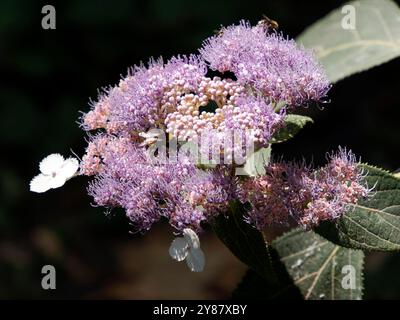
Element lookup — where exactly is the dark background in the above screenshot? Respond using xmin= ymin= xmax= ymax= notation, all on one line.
xmin=0 ymin=0 xmax=399 ymax=299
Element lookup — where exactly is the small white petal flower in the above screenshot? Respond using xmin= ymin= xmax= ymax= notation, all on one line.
xmin=30 ymin=154 xmax=79 ymax=193
xmin=60 ymin=158 xmax=80 ymax=179
xmin=169 ymin=228 xmax=205 ymax=272
xmin=29 ymin=174 xmax=53 ymax=193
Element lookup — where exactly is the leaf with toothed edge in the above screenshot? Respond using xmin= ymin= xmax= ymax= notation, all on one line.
xmin=233 ymin=228 xmax=364 ymax=300
xmin=316 ymin=164 xmax=400 ymax=251
xmin=272 ymin=229 xmax=364 ymax=300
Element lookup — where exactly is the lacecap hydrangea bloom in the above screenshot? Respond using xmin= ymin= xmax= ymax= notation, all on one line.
xmin=31 ymin=20 xmax=370 ymax=272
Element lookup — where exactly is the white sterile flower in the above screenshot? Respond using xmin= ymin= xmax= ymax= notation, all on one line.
xmin=30 ymin=154 xmax=79 ymax=193
xmin=168 ymin=228 xmax=205 ymax=272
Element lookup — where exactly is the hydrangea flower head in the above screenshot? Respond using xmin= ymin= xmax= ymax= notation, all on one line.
xmin=30 ymin=19 xmax=378 ymax=275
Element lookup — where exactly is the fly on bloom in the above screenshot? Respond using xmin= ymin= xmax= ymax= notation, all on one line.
xmin=169 ymin=228 xmax=205 ymax=272
xmin=30 ymin=154 xmax=79 ymax=193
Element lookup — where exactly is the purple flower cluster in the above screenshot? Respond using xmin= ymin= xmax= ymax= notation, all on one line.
xmin=79 ymin=20 xmax=368 ymax=233
xmin=83 ymin=55 xmax=207 ymax=134
xmin=200 ymin=21 xmax=330 ymax=106
xmin=86 ymin=135 xmax=235 ymax=232
xmin=239 ymin=149 xmax=371 ymax=230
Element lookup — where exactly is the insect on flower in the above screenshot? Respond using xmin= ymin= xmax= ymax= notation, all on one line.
xmin=30 ymin=154 xmax=79 ymax=193
xmin=257 ymin=14 xmax=279 ymax=31
xmin=169 ymin=228 xmax=205 ymax=272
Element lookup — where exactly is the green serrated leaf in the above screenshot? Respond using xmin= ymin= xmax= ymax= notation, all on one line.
xmin=273 ymin=229 xmax=364 ymax=300
xmin=212 ymin=201 xmax=276 ymax=281
xmin=271 ymin=114 xmax=313 ymax=144
xmin=232 ymin=228 xmax=364 ymax=300
xmin=237 ymin=146 xmax=271 ymax=176
xmin=297 ymin=0 xmax=400 ymax=83
xmin=316 ymin=164 xmax=400 ymax=251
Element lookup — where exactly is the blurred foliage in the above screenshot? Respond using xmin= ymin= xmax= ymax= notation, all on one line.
xmin=0 ymin=0 xmax=399 ymax=299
